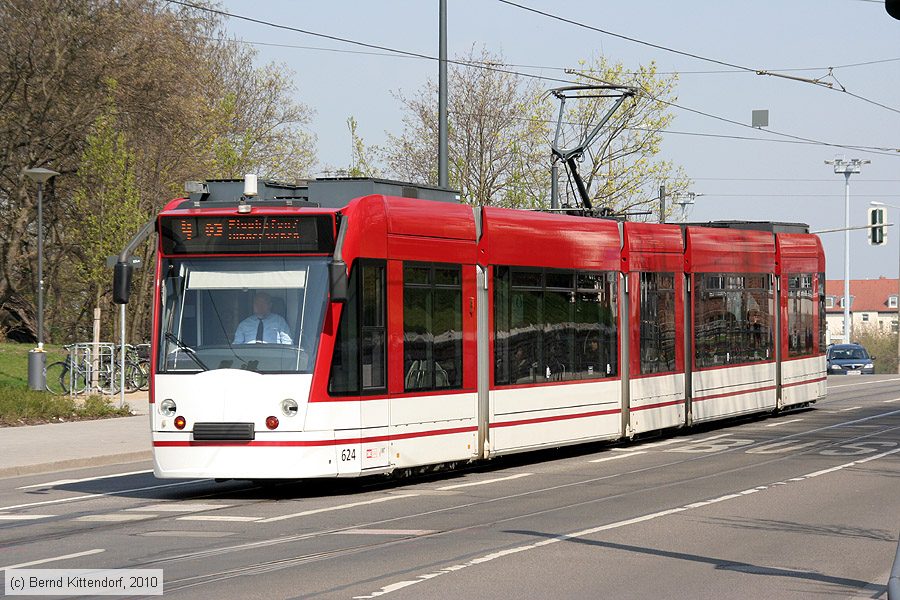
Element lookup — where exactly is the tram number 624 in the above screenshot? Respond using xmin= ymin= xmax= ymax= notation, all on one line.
xmin=341 ymin=448 xmax=357 ymax=462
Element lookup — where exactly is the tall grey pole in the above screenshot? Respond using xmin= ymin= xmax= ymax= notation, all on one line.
xmin=36 ymin=181 xmax=45 ymax=350
xmin=827 ymin=157 xmax=868 ymax=344
xmin=24 ymin=167 xmax=58 ymax=392
xmin=438 ymin=0 xmax=448 ymax=188
xmin=659 ymin=184 xmax=667 ymax=224
xmin=119 ymin=303 xmax=126 ymax=408
xmin=843 ymin=172 xmax=851 ymax=343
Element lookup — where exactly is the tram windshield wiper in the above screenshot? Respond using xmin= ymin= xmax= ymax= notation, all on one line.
xmin=164 ymin=332 xmax=209 ymax=371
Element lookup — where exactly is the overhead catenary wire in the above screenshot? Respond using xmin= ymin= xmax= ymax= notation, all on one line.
xmin=170 ymin=0 xmax=900 ymax=158
xmin=497 ymin=0 xmax=900 ymax=117
xmin=208 ymin=36 xmax=900 ymax=76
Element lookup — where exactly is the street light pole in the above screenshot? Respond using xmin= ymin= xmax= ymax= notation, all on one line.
xmin=826 ymin=157 xmax=869 ymax=343
xmin=870 ymin=201 xmax=900 ymax=374
xmin=23 ymin=167 xmax=60 ymax=391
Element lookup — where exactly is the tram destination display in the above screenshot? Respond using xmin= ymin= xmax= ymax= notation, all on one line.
xmin=160 ymin=215 xmax=335 ymax=254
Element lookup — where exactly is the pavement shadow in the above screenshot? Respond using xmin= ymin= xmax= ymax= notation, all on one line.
xmin=695 ymin=516 xmax=897 ymax=542
xmin=505 ymin=529 xmax=880 ymax=594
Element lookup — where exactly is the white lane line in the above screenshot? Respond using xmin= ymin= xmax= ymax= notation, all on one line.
xmin=127 ymin=503 xmax=231 ymax=513
xmin=17 ymin=469 xmax=152 ymax=490
xmin=0 ymin=479 xmax=207 ymax=513
xmin=838 ymin=406 xmax=863 ymax=412
xmin=765 ymin=418 xmax=804 ymax=428
xmin=589 ymin=451 xmax=648 ymax=463
xmin=883 ymin=398 xmax=900 ymax=403
xmin=353 ymin=447 xmax=900 ymax=599
xmin=76 ymin=514 xmax=157 ymax=522
xmin=257 ymin=494 xmax=420 ymax=524
xmin=638 ymin=438 xmax=684 ymax=449
xmin=436 ymin=473 xmax=532 ymax=491
xmin=334 ymin=529 xmax=438 ymax=536
xmin=0 ymin=514 xmax=55 ymax=521
xmin=176 ymin=515 xmax=261 ymax=522
xmin=0 ymin=549 xmax=105 ymax=571
xmin=829 ymin=376 xmax=900 ymax=389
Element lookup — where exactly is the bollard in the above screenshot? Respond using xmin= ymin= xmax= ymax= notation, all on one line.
xmin=27 ymin=349 xmax=46 ymax=391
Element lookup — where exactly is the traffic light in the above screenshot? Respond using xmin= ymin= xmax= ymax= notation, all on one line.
xmin=868 ymin=206 xmax=887 ymax=246
xmin=887 ymin=0 xmax=900 ymax=20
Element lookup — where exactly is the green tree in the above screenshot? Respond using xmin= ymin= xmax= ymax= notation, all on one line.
xmin=346 ymin=116 xmax=380 ymax=177
xmin=383 ymin=51 xmax=690 ymax=213
xmin=72 ymin=98 xmax=148 ymax=340
xmin=559 ymin=57 xmax=691 ymax=217
xmin=383 ymin=47 xmax=550 ymax=207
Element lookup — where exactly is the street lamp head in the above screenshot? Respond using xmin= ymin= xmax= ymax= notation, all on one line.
xmin=22 ymin=167 xmax=59 ymax=184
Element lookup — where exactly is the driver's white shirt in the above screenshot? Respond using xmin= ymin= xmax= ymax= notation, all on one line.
xmin=233 ymin=313 xmax=292 ymax=345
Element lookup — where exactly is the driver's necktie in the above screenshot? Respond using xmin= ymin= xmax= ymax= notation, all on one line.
xmin=256 ymin=318 xmax=264 ymax=342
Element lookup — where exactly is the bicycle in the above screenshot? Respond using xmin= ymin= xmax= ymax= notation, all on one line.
xmin=44 ymin=345 xmax=87 ymax=395
xmin=44 ymin=342 xmax=122 ymax=395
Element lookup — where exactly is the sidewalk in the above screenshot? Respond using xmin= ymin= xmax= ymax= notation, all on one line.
xmin=0 ymin=392 xmax=153 ymax=478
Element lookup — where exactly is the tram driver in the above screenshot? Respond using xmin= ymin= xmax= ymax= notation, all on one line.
xmin=233 ymin=290 xmax=293 ymax=345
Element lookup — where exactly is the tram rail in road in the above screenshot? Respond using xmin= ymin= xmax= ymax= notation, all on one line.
xmin=0 ymin=374 xmax=897 ymax=599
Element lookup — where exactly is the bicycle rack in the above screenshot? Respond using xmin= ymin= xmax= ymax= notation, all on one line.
xmin=70 ymin=342 xmax=118 ymax=396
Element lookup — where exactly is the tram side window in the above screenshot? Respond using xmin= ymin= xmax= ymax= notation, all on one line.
xmin=788 ymin=273 xmax=815 ymax=357
xmin=328 ymin=260 xmax=386 ymax=395
xmin=818 ymin=272 xmax=826 ymax=352
xmin=694 ymin=272 xmax=773 ymax=369
xmin=403 ymin=263 xmax=463 ymax=392
xmin=493 ymin=267 xmax=617 ymax=385
xmin=639 ymin=272 xmax=677 ymax=374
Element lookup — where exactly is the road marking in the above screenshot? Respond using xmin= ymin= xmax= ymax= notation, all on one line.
xmin=353 ymin=447 xmax=900 ymax=599
xmin=838 ymin=406 xmax=862 ymax=412
xmin=0 ymin=514 xmax=54 ymax=521
xmin=589 ymin=451 xmax=648 ymax=463
xmin=176 ymin=515 xmax=261 ymax=522
xmin=638 ymin=438 xmax=684 ymax=449
xmin=765 ymin=418 xmax=803 ymax=427
xmin=257 ymin=494 xmax=420 ymax=524
xmin=436 ymin=473 xmax=532 ymax=491
xmin=883 ymin=398 xmax=900 ymax=403
xmin=334 ymin=529 xmax=438 ymax=536
xmin=829 ymin=376 xmax=900 ymax=389
xmin=142 ymin=531 xmax=236 ymax=538
xmin=0 ymin=479 xmax=206 ymax=513
xmin=128 ymin=503 xmax=231 ymax=513
xmin=0 ymin=549 xmax=105 ymax=571
xmin=17 ymin=469 xmax=152 ymax=490
xmin=76 ymin=514 xmax=156 ymax=522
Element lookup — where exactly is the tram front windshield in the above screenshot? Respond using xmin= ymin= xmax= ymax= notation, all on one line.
xmin=158 ymin=257 xmax=329 ymax=374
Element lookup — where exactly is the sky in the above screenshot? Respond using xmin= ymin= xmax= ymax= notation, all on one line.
xmin=217 ymin=0 xmax=900 ymax=280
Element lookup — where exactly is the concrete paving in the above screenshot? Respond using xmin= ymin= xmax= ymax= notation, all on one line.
xmin=0 ymin=392 xmax=152 ymax=478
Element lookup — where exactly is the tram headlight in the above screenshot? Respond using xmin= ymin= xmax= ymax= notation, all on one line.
xmin=174 ymin=416 xmax=186 ymax=430
xmin=281 ymin=398 xmax=299 ymax=417
xmin=159 ymin=398 xmax=177 ymax=417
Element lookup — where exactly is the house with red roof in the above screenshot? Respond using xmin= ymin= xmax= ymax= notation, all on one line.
xmin=825 ymin=277 xmax=899 ymax=342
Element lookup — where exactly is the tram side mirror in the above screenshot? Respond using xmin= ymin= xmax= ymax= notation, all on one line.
xmin=113 ymin=261 xmax=133 ymax=305
xmin=329 ymin=260 xmax=348 ymax=303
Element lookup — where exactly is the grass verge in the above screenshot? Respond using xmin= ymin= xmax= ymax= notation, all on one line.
xmin=0 ymin=343 xmax=133 ymax=426
xmin=0 ymin=387 xmax=132 ymax=426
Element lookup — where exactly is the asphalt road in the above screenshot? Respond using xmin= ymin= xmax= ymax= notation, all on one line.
xmin=1 ymin=375 xmax=899 ymax=599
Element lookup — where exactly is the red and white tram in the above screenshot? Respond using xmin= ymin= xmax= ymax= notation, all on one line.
xmin=132 ymin=177 xmax=825 ymax=479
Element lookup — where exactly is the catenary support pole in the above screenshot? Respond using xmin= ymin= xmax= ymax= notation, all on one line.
xmin=438 ymin=0 xmax=448 ymax=188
